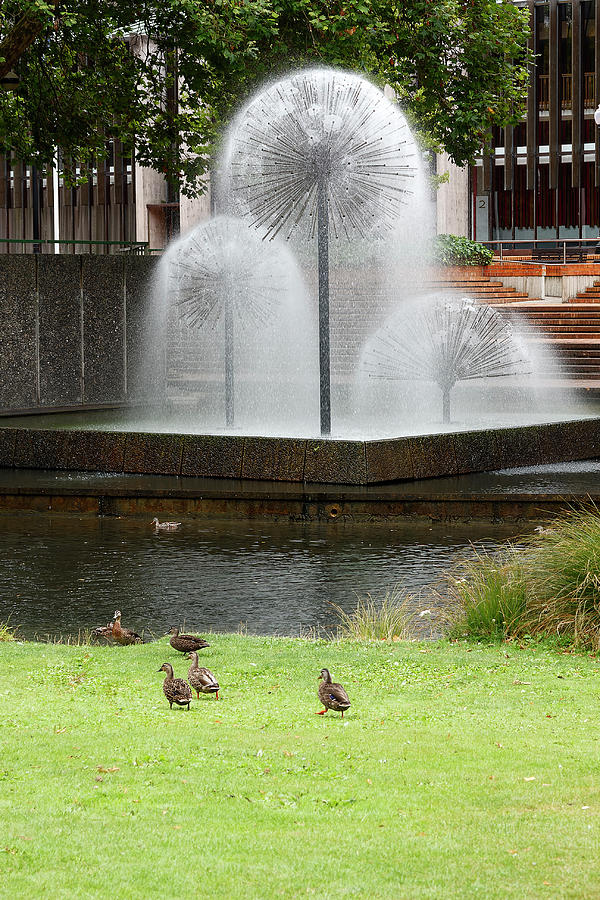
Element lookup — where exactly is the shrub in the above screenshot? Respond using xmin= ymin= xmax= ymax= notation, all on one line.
xmin=433 ymin=234 xmax=494 ymax=267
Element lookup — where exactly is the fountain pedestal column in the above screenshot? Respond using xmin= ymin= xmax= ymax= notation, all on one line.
xmin=317 ymin=176 xmax=331 ymax=437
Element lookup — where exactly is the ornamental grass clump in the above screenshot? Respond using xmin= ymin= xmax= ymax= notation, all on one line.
xmin=445 ymin=505 xmax=600 ymax=650
xmin=443 ymin=550 xmax=529 ymax=642
xmin=519 ymin=507 xmax=600 ymax=649
xmin=331 ymin=587 xmax=417 ymax=641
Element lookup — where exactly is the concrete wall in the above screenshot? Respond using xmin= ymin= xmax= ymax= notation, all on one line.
xmin=436 ymin=154 xmax=469 ymax=237
xmin=1 ymin=417 xmax=600 ymax=485
xmin=0 ymin=255 xmax=158 ymax=413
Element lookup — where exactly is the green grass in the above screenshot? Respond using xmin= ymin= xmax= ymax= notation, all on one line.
xmin=1 ymin=635 xmax=600 ymax=898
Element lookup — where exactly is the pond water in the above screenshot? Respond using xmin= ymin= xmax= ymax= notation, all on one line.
xmin=0 ymin=514 xmax=528 ymax=640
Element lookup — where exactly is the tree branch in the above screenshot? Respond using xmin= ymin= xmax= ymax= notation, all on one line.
xmin=0 ymin=7 xmax=49 ymax=79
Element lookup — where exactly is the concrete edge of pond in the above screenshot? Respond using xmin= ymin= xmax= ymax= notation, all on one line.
xmin=0 ymin=416 xmax=600 ymax=485
xmin=0 ymin=467 xmax=595 ymax=522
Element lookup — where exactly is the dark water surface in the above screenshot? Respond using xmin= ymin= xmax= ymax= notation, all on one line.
xmin=0 ymin=514 xmax=528 ymax=640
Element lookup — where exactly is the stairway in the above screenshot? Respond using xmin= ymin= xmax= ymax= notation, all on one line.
xmin=425 ymin=276 xmax=539 ymax=304
xmin=571 ymin=280 xmax=600 ymax=302
xmin=493 ymin=303 xmax=600 ymax=380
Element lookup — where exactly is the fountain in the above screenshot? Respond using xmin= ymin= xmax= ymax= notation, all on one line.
xmin=220 ymin=67 xmax=419 ymax=435
xmin=1 ymin=65 xmax=597 ymax=491
xmin=155 ymin=214 xmax=318 ymax=435
xmin=362 ymin=296 xmax=532 ymax=424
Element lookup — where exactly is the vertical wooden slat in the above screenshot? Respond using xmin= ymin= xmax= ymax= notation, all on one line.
xmin=595 ymin=0 xmax=600 ymax=186
xmin=114 ymin=140 xmax=124 ymax=204
xmin=45 ymin=162 xmax=53 ymax=208
xmin=96 ymin=154 xmax=107 ymax=206
xmin=0 ymin=155 xmax=6 ymax=208
xmin=63 ymin=157 xmax=72 ymax=206
xmin=483 ymin=150 xmax=493 ymax=192
xmin=549 ymin=0 xmax=559 ymax=190
xmin=13 ymin=160 xmax=24 ymax=208
xmin=572 ymin=0 xmax=582 ymax=188
xmin=504 ymin=126 xmax=514 ymax=191
xmin=527 ymin=0 xmax=537 ymax=190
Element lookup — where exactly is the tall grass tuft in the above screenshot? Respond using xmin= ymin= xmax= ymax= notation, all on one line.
xmin=0 ymin=620 xmax=17 ymax=642
xmin=444 ymin=504 xmax=600 ymax=650
xmin=443 ymin=550 xmax=529 ymax=641
xmin=330 ymin=587 xmax=416 ymax=641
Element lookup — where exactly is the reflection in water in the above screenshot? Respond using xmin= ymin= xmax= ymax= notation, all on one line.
xmin=0 ymin=515 xmax=527 ymax=639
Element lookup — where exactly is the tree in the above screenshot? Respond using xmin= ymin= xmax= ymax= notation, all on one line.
xmin=0 ymin=1 xmax=532 ymax=197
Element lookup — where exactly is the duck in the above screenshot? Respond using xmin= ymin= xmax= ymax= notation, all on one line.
xmin=158 ymin=663 xmax=192 ymax=710
xmin=152 ymin=517 xmax=181 ymax=531
xmin=169 ymin=626 xmax=210 ymax=654
xmin=91 ymin=621 xmax=114 ymax=642
xmin=186 ymin=651 xmax=219 ymax=699
xmin=317 ymin=668 xmax=351 ymax=718
xmin=111 ymin=610 xmax=143 ymax=645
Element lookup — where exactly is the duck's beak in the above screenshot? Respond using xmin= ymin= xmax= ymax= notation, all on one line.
xmin=157 ymin=667 xmax=163 ymax=672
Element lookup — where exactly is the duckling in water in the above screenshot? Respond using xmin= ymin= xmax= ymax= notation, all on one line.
xmin=158 ymin=663 xmax=192 ymax=710
xmin=152 ymin=517 xmax=181 ymax=531
xmin=169 ymin=626 xmax=210 ymax=654
xmin=186 ymin=651 xmax=219 ymax=700
xmin=317 ymin=668 xmax=351 ymax=718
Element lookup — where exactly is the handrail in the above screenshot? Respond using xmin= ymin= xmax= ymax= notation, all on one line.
xmin=480 ymin=238 xmax=600 ymax=264
xmin=0 ymin=237 xmax=150 ymax=254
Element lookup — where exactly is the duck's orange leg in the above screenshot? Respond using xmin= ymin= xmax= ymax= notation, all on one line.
xmin=215 ymin=691 xmax=219 ymax=700
xmin=316 ymin=709 xmax=326 ymax=715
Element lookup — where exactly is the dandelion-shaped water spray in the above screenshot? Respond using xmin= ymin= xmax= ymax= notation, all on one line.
xmin=222 ymin=68 xmax=418 ymax=435
xmin=168 ymin=216 xmax=289 ymax=426
xmin=363 ymin=296 xmax=532 ymax=424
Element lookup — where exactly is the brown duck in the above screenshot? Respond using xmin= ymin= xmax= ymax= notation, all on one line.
xmin=169 ymin=626 xmax=210 ymax=654
xmin=91 ymin=621 xmax=114 ymax=642
xmin=186 ymin=651 xmax=219 ymax=700
xmin=112 ymin=610 xmax=143 ymax=645
xmin=317 ymin=668 xmax=351 ymax=718
xmin=158 ymin=663 xmax=192 ymax=710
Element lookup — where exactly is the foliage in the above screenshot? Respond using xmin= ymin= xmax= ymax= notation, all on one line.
xmin=0 ymin=0 xmax=533 ymax=195
xmin=443 ymin=552 xmax=529 ymax=641
xmin=329 ymin=586 xmax=417 ymax=641
xmin=444 ymin=506 xmax=600 ymax=650
xmin=2 ymin=636 xmax=600 ymax=898
xmin=433 ymin=233 xmax=494 ymax=266
xmin=0 ymin=619 xmax=17 ymax=641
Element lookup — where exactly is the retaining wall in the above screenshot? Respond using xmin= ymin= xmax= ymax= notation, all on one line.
xmin=0 ymin=254 xmax=158 ymax=412
xmin=1 ymin=417 xmax=600 ymax=485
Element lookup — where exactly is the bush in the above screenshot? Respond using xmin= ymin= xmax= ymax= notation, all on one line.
xmin=433 ymin=234 xmax=494 ymax=267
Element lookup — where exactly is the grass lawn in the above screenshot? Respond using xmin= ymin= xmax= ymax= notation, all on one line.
xmin=0 ymin=635 xmax=599 ymax=899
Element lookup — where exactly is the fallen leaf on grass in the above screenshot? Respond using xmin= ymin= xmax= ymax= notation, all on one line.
xmin=97 ymin=766 xmax=120 ymax=774
xmin=513 ymin=680 xmax=531 ymax=686
xmin=524 ymin=776 xmax=536 ymax=781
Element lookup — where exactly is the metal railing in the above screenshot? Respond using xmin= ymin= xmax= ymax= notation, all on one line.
xmin=0 ymin=238 xmax=151 ymax=255
xmin=481 ymin=238 xmax=600 ymax=264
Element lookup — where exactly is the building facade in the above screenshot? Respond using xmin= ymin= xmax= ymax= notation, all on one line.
xmin=437 ymin=0 xmax=600 ymax=244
